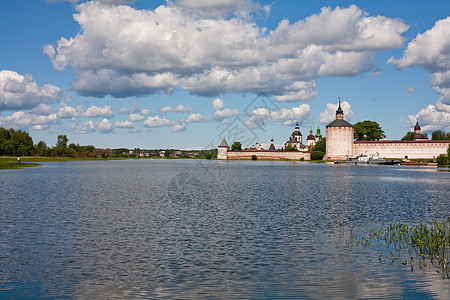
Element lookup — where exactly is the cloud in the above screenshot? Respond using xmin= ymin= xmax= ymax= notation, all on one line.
xmin=405 ymin=86 xmax=415 ymax=93
xmin=407 ymin=104 xmax=450 ymax=132
xmin=70 ymin=119 xmax=96 ymax=134
xmin=170 ymin=0 xmax=268 ymax=19
xmin=171 ymin=122 xmax=186 ymax=132
xmin=114 ymin=120 xmax=134 ymax=128
xmin=159 ymin=104 xmax=194 ymax=113
xmin=246 ymin=104 xmax=311 ymax=127
xmin=97 ymin=118 xmax=113 ymax=133
xmin=45 ymin=3 xmax=408 ymax=100
xmin=140 ymin=109 xmax=151 ymax=115
xmin=319 ymin=100 xmax=353 ymax=124
xmin=47 ymin=0 xmax=135 ymax=4
xmin=81 ymin=105 xmax=114 ymax=118
xmin=28 ymin=103 xmax=53 ymax=116
xmin=119 ymin=107 xmax=130 ymax=114
xmin=144 ymin=115 xmax=172 ymax=127
xmin=57 ymin=105 xmax=79 ymax=118
xmin=212 ymin=98 xmax=239 ymax=120
xmin=129 ymin=113 xmax=146 ymax=122
xmin=212 ymin=98 xmax=224 ymax=111
xmin=185 ymin=113 xmax=208 ymax=123
xmin=0 ymin=70 xmax=62 ymax=110
xmin=389 ymin=17 xmax=450 ymax=130
xmin=0 ymin=111 xmax=58 ymax=131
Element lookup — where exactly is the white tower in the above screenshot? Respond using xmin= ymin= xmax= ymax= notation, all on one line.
xmin=217 ymin=138 xmax=229 ymax=160
xmin=325 ymin=98 xmax=354 ymax=160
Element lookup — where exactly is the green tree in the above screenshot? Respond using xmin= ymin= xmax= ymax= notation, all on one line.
xmin=311 ymin=150 xmax=324 ymax=160
xmin=354 ymin=120 xmax=385 ymax=141
xmin=34 ymin=141 xmax=49 ymax=157
xmin=231 ymin=141 xmax=242 ymax=151
xmin=436 ymin=154 xmax=448 ymax=166
xmin=431 ymin=130 xmax=448 ymax=140
xmin=3 ymin=128 xmax=34 ymax=156
xmin=164 ymin=149 xmax=174 ymax=157
xmin=401 ymin=131 xmax=415 ymax=141
xmin=311 ymin=137 xmax=326 ymax=153
xmin=54 ymin=134 xmax=69 ymax=156
xmin=281 ymin=142 xmax=298 ymax=151
xmin=56 ymin=135 xmax=69 ymax=148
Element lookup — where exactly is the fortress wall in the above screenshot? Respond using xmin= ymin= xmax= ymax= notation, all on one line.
xmin=353 ymin=141 xmax=450 ymax=159
xmin=325 ymin=127 xmax=354 ymax=160
xmin=227 ymin=150 xmax=311 ymax=160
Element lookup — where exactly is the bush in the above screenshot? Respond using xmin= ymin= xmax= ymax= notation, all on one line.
xmin=251 ymin=155 xmax=257 ymax=160
xmin=436 ymin=154 xmax=448 ymax=166
xmin=311 ymin=150 xmax=324 ymax=160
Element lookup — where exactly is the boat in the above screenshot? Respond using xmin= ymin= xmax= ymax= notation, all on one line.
xmin=345 ymin=153 xmax=400 ymax=165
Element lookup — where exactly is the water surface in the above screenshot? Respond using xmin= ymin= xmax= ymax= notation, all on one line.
xmin=1 ymin=160 xmax=449 ymax=299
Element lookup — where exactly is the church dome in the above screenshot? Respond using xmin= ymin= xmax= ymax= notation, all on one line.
xmin=414 ymin=121 xmax=421 ymax=131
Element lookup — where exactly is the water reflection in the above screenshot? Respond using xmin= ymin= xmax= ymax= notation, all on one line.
xmin=0 ymin=160 xmax=449 ymax=298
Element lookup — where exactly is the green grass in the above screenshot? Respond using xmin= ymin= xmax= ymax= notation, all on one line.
xmin=340 ymin=219 xmax=450 ymax=279
xmin=0 ymin=161 xmax=39 ymax=170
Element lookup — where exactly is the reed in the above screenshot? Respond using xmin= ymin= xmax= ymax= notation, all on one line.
xmin=342 ymin=218 xmax=450 ymax=279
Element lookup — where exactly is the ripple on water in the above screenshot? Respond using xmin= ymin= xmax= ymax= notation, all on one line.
xmin=0 ymin=160 xmax=449 ymax=299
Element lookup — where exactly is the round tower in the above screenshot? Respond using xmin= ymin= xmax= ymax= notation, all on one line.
xmin=325 ymin=98 xmax=354 ymax=160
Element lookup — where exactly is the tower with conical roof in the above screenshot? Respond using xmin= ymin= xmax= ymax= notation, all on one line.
xmin=413 ymin=120 xmax=427 ymax=140
xmin=217 ymin=137 xmax=229 ymax=159
xmin=325 ymin=98 xmax=354 ymax=160
xmin=269 ymin=137 xmax=276 ymax=150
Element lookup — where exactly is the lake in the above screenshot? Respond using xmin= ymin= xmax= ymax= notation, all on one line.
xmin=1 ymin=159 xmax=449 ymax=299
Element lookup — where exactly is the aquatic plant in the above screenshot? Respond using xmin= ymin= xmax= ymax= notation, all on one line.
xmin=341 ymin=218 xmax=450 ymax=279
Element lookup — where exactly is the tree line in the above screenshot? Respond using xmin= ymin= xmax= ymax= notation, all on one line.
xmin=0 ymin=127 xmax=106 ymax=158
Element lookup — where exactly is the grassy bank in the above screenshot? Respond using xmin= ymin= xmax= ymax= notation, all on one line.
xmin=0 ymin=161 xmax=39 ymax=170
xmin=0 ymin=156 xmax=130 ymax=170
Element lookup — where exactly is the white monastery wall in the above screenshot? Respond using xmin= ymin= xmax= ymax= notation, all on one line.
xmin=353 ymin=141 xmax=450 ymax=159
xmin=227 ymin=150 xmax=311 ymax=160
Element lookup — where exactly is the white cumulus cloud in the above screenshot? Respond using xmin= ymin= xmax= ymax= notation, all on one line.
xmin=0 ymin=111 xmax=58 ymax=131
xmin=159 ymin=104 xmax=194 ymax=113
xmin=0 ymin=70 xmax=62 ymax=110
xmin=389 ymin=17 xmax=450 ymax=131
xmin=212 ymin=98 xmax=239 ymax=120
xmin=97 ymin=118 xmax=113 ymax=133
xmin=185 ymin=113 xmax=208 ymax=123
xmin=114 ymin=120 xmax=134 ymax=128
xmin=144 ymin=115 xmax=172 ymax=127
xmin=246 ymin=104 xmax=311 ymax=127
xmin=319 ymin=100 xmax=353 ymax=125
xmin=171 ymin=122 xmax=186 ymax=132
xmin=81 ymin=105 xmax=114 ymax=118
xmin=129 ymin=113 xmax=146 ymax=122
xmin=70 ymin=119 xmax=96 ymax=134
xmin=44 ymin=3 xmax=408 ymax=101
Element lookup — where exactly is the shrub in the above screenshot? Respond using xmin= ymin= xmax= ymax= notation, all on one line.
xmin=436 ymin=154 xmax=448 ymax=166
xmin=311 ymin=150 xmax=324 ymax=160
xmin=251 ymin=155 xmax=257 ymax=160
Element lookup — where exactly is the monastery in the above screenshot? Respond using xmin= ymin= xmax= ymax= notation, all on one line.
xmin=218 ymin=100 xmax=450 ymax=160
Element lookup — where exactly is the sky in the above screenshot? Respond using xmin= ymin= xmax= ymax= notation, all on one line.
xmin=0 ymin=0 xmax=449 ymax=150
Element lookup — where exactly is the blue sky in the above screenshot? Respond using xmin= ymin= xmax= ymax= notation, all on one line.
xmin=0 ymin=0 xmax=449 ymax=149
